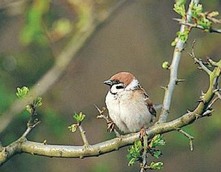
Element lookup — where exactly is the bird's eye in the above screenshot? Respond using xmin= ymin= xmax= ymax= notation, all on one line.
xmin=116 ymin=85 xmax=124 ymax=89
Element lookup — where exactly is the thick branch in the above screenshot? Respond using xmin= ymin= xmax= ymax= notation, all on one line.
xmin=0 ymin=109 xmax=207 ymax=165
xmin=158 ymin=0 xmax=200 ymax=123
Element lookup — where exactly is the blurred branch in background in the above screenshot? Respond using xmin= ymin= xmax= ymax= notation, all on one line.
xmin=0 ymin=0 xmax=26 ymax=9
xmin=0 ymin=0 xmax=27 ymax=16
xmin=0 ymin=0 xmax=130 ymax=134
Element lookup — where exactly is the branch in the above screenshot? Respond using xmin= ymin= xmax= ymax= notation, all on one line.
xmin=1 ymin=59 xmax=220 ymax=165
xmin=78 ymin=125 xmax=89 ymax=147
xmin=188 ymin=40 xmax=212 ymax=75
xmin=177 ymin=128 xmax=194 ymax=151
xmin=158 ymin=0 xmax=200 ymax=123
xmin=140 ymin=134 xmax=148 ymax=172
xmin=0 ymin=0 xmax=26 ymax=9
xmin=173 ymin=18 xmax=221 ymax=34
xmin=0 ymin=0 xmax=130 ymax=134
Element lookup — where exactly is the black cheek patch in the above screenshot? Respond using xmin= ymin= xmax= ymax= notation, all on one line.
xmin=116 ymin=85 xmax=124 ymax=89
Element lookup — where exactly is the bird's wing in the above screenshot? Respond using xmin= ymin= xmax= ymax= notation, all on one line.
xmin=139 ymin=86 xmax=157 ymax=117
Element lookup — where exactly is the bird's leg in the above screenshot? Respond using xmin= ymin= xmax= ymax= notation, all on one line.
xmin=139 ymin=127 xmax=147 ymax=140
xmin=107 ymin=120 xmax=115 ymax=132
xmin=107 ymin=120 xmax=121 ymax=137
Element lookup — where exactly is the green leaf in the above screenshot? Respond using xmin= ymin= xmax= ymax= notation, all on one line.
xmin=73 ymin=112 xmax=86 ymax=123
xmin=190 ymin=3 xmax=214 ymax=31
xmin=16 ymin=86 xmax=29 ymax=98
xmin=191 ymin=3 xmax=203 ymax=18
xmin=127 ymin=140 xmax=142 ymax=166
xmin=149 ymin=134 xmax=165 ymax=148
xmin=149 ymin=162 xmax=164 ymax=170
xmin=153 ymin=150 xmax=162 ymax=159
xmin=34 ymin=97 xmax=43 ymax=107
xmin=177 ymin=29 xmax=189 ymax=43
xmin=25 ymin=105 xmax=32 ymax=114
xmin=197 ymin=18 xmax=212 ymax=30
xmin=175 ymin=0 xmax=186 ymax=6
xmin=174 ymin=3 xmax=186 ymax=17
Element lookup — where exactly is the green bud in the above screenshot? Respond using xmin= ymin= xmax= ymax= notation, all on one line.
xmin=68 ymin=124 xmax=78 ymax=133
xmin=149 ymin=162 xmax=164 ymax=170
xmin=16 ymin=86 xmax=29 ymax=98
xmin=162 ymin=61 xmax=170 ymax=69
xmin=73 ymin=112 xmax=86 ymax=123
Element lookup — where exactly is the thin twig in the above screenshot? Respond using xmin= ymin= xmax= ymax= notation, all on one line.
xmin=173 ymin=18 xmax=221 ymax=34
xmin=177 ymin=128 xmax=194 ymax=151
xmin=188 ymin=40 xmax=212 ymax=74
xmin=140 ymin=134 xmax=148 ymax=172
xmin=22 ymin=103 xmax=41 ymax=138
xmin=207 ymin=58 xmax=220 ymax=67
xmin=208 ymin=96 xmax=219 ymax=109
xmin=215 ymin=91 xmax=221 ymax=99
xmin=78 ymin=125 xmax=89 ymax=147
xmin=21 ymin=121 xmax=40 ymax=138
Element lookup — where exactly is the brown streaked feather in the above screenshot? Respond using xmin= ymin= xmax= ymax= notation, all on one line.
xmin=138 ymin=85 xmax=156 ymax=117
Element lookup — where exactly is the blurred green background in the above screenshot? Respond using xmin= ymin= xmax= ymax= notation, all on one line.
xmin=1 ymin=0 xmax=221 ymax=171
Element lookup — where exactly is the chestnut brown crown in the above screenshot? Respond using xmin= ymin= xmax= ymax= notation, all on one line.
xmin=104 ymin=72 xmax=135 ymax=87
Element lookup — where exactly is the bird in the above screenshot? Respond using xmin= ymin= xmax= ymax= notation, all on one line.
xmin=104 ymin=72 xmax=156 ymax=133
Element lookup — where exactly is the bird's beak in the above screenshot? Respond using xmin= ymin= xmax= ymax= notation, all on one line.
xmin=104 ymin=80 xmax=113 ymax=86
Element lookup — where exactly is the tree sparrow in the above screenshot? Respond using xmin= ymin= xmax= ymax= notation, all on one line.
xmin=104 ymin=72 xmax=156 ymax=133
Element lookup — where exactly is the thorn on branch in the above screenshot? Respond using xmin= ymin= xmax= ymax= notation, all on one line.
xmin=177 ymin=128 xmax=194 ymax=151
xmin=198 ymin=96 xmax=206 ymax=104
xmin=175 ymin=79 xmax=185 ymax=85
xmin=201 ymin=90 xmax=206 ymax=96
xmin=207 ymin=58 xmax=219 ymax=67
xmin=43 ymin=140 xmax=47 ymax=145
xmin=201 ymin=109 xmax=213 ymax=117
xmin=215 ymin=90 xmax=221 ymax=100
xmin=207 ymin=93 xmax=220 ymax=110
xmin=160 ymin=86 xmax=168 ymax=91
xmin=187 ymin=109 xmax=192 ymax=113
